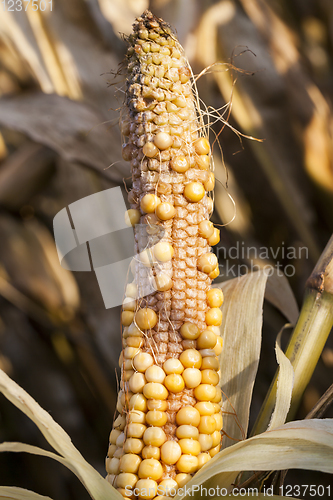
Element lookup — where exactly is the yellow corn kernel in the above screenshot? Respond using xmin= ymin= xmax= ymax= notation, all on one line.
xmin=143 ymin=142 xmax=159 ymax=158
xmin=176 ymin=455 xmax=199 ymax=474
xmin=204 ymin=172 xmax=215 ymax=192
xmin=175 ymin=473 xmax=192 ymax=487
xmin=113 ymin=414 xmax=126 ymax=430
xmin=170 ymin=155 xmax=189 ymax=173
xmin=146 ymin=410 xmax=168 ymax=426
xmin=126 ymin=336 xmax=143 ymax=348
xmin=139 ymin=248 xmax=155 ymax=267
xmin=178 ymin=438 xmax=201 ymax=456
xmin=182 ymin=367 xmax=202 ymax=389
xmin=212 ymin=413 xmax=223 ymax=431
xmin=125 ymin=209 xmax=141 ymax=227
xmin=198 ymin=415 xmax=216 ymax=434
xmin=197 ymin=330 xmax=217 ymax=350
xmin=198 ymin=220 xmax=214 ymax=239
xmin=110 ymin=429 xmax=122 ymax=445
xmin=184 ymin=182 xmax=205 ymax=203
xmin=214 ymin=336 xmax=223 ymax=356
xmin=108 ymin=443 xmax=117 ymax=458
xmin=209 ymin=444 xmax=220 ymax=457
xmin=194 ymin=384 xmax=217 ymax=402
xmin=211 ymin=430 xmax=222 ymax=447
xmin=208 ymin=228 xmax=220 ymax=246
xmin=206 ymin=288 xmax=223 ymax=308
xmin=124 ymin=347 xmax=140 ymax=359
xmin=198 ymin=434 xmax=213 ymax=452
xmin=106 ymin=457 xmax=120 ymax=474
xmin=176 ymin=425 xmax=199 ymax=440
xmin=128 ymin=323 xmax=143 ymax=336
xmin=142 ymin=445 xmax=161 ymax=460
xmin=116 ymin=432 xmax=125 ymax=447
xmin=153 ymin=273 xmax=173 ymax=292
xmin=197 ymin=253 xmax=218 ymax=274
xmin=154 ymin=131 xmax=173 ymax=150
xmin=121 ymin=311 xmax=135 ymax=326
xmin=158 ymin=479 xmax=178 ymax=497
xmin=201 ymin=369 xmax=219 ymax=386
xmin=113 ymin=447 xmax=125 ymax=459
xmin=197 ymin=452 xmax=211 ymax=468
xmin=212 ymin=386 xmax=222 ymax=403
xmin=164 ymin=373 xmax=185 ymax=393
xmin=176 ymin=406 xmax=201 ymax=427
xmin=127 ymin=423 xmax=146 ymax=439
xmin=205 ymin=308 xmax=223 ymax=326
xmin=201 ymin=356 xmax=219 ymax=371
xmin=143 ymin=382 xmax=168 ymax=400
xmin=124 ymin=438 xmax=144 ymax=455
xmin=180 ymin=322 xmax=200 ymax=340
xmin=135 ymin=308 xmax=158 ymax=330
xmin=194 ymin=401 xmax=215 ymax=416
xmin=106 ymin=474 xmax=116 ymax=485
xmin=129 ymin=393 xmax=148 ymax=412
xmin=160 ymin=440 xmax=182 ymax=465
xmin=147 ymin=399 xmax=168 ymax=411
xmin=155 ymin=202 xmax=176 ymax=221
xmin=143 ymin=427 xmax=167 ymax=447
xmin=196 ymin=155 xmax=210 ymax=170
xmin=116 ymin=473 xmax=138 ymax=490
xmin=129 ymin=372 xmax=146 ymax=393
xmin=117 ymin=487 xmax=134 ymax=499
xmin=119 ymin=454 xmax=142 ymax=474
xmin=126 ymin=283 xmax=138 ymax=299
xmin=138 ymin=458 xmax=163 ymax=480
xmin=179 ymin=349 xmax=202 ymax=369
xmin=136 ymin=479 xmax=158 ymax=499
xmin=140 ymin=194 xmax=161 ymax=213
xmin=145 ymin=365 xmax=166 ymax=384
xmin=194 ymin=137 xmax=210 ymax=155
xmin=153 ymin=241 xmax=174 ymax=262
xmin=209 ymin=266 xmax=220 ymax=280
xmin=128 ymin=411 xmax=146 ymax=424
xmin=163 ymin=358 xmax=184 ymax=374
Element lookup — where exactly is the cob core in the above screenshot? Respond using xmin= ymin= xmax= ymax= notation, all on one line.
xmin=106 ymin=11 xmax=224 ymax=499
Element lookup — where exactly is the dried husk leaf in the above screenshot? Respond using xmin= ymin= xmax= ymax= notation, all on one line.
xmin=0 ymin=486 xmax=53 ymax=500
xmin=0 ymin=369 xmax=121 ymax=500
xmin=175 ymin=419 xmax=333 ymax=499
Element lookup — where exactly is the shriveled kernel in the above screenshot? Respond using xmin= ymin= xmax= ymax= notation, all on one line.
xmin=176 ymin=455 xmax=199 ymax=473
xmin=197 ymin=253 xmax=218 ymax=274
xmin=208 ymin=227 xmax=220 ymax=246
xmin=178 ymin=439 xmax=201 ymax=456
xmin=143 ymin=427 xmax=167 ymax=447
xmin=214 ymin=336 xmax=223 ymax=356
xmin=114 ymin=414 xmax=126 ymax=430
xmin=135 ymin=308 xmax=158 ymax=330
xmin=201 ymin=356 xmax=219 ymax=371
xmin=170 ymin=155 xmax=189 ymax=173
xmin=175 ymin=473 xmax=192 ymax=487
xmin=128 ymin=411 xmax=146 ymax=424
xmin=172 ymin=95 xmax=187 ymax=107
xmin=116 ymin=473 xmax=138 ymax=490
xmin=122 ymin=143 xmax=136 ymax=161
xmin=146 ymin=410 xmax=168 ymax=426
xmin=129 ymin=393 xmax=148 ymax=412
xmin=106 ymin=474 xmax=116 ymax=485
xmin=206 ymin=288 xmax=224 ymax=308
xmin=154 ymin=132 xmax=173 ymax=150
xmin=211 ymin=430 xmax=222 ymax=447
xmin=198 ymin=416 xmax=216 ymax=434
xmin=123 ymin=298 xmax=136 ymax=312
xmin=128 ymin=323 xmax=143 ymax=336
xmin=126 ymin=283 xmax=138 ymax=299
xmin=142 ymin=445 xmax=161 ymax=460
xmin=184 ymin=182 xmax=205 ymax=203
xmin=145 ymin=365 xmax=165 ymax=384
xmin=139 ymin=458 xmax=163 ymax=481
xmin=153 ymin=241 xmax=174 ymax=262
xmin=204 ymin=172 xmax=215 ymax=192
xmin=125 ymin=209 xmax=141 ymax=227
xmin=107 ymin=457 xmax=120 ymax=474
xmin=108 ymin=443 xmax=117 ymax=458
xmin=197 ymin=330 xmax=217 ymax=350
xmin=176 ymin=406 xmax=200 ymax=427
xmin=147 ymin=399 xmax=168 ymax=411
xmin=165 ymin=373 xmax=185 ymax=393
xmin=153 ymin=273 xmax=173 ymax=292
xmin=179 ymin=349 xmax=202 ymax=369
xmin=209 ymin=444 xmax=220 ymax=457
xmin=119 ymin=454 xmax=141 ymax=474
xmin=143 ymin=142 xmax=159 ymax=158
xmin=121 ymin=311 xmax=135 ymax=326
xmin=206 ymin=197 xmax=214 ymax=215
xmin=194 ymin=384 xmax=217 ymax=402
xmin=160 ymin=440 xmax=182 ymax=465
xmin=198 ymin=452 xmax=211 ymax=468
xmin=136 ymin=479 xmax=158 ymax=499
xmin=176 ymin=425 xmax=199 ymax=440
xmin=195 ymin=401 xmax=215 ymax=416
xmin=201 ymin=369 xmax=219 ymax=386
xmin=127 ymin=423 xmax=146 ymax=439
xmin=206 ymin=308 xmax=223 ymax=326
xmin=129 ymin=372 xmax=146 ymax=393
xmin=140 ymin=194 xmax=160 ymax=213
xmin=110 ymin=429 xmax=122 ymax=445
xmin=196 ymin=154 xmax=210 ymax=170
xmin=156 ymin=202 xmax=176 ymax=220
xmin=212 ymin=413 xmax=223 ymax=431
xmin=182 ymin=367 xmax=201 ymax=389
xmin=198 ymin=220 xmax=214 ymax=239
xmin=180 ymin=322 xmax=200 ymax=340
xmin=163 ymin=358 xmax=184 ymax=374
xmin=194 ymin=137 xmax=210 ymax=155
xmin=143 ymin=382 xmax=168 ymax=400
xmin=113 ymin=447 xmax=124 ymax=459
xmin=124 ymin=438 xmax=144 ymax=455
xmin=198 ymin=434 xmax=213 ymax=452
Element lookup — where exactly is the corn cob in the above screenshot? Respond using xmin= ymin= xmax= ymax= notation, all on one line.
xmin=106 ymin=11 xmax=224 ymax=499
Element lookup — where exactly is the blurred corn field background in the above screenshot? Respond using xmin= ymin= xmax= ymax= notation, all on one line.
xmin=0 ymin=0 xmax=332 ymax=498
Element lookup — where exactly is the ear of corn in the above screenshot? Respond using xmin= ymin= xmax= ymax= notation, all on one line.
xmin=106 ymin=10 xmax=224 ymax=499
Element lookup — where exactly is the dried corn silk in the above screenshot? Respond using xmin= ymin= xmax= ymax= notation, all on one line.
xmin=106 ymin=11 xmax=224 ymax=499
